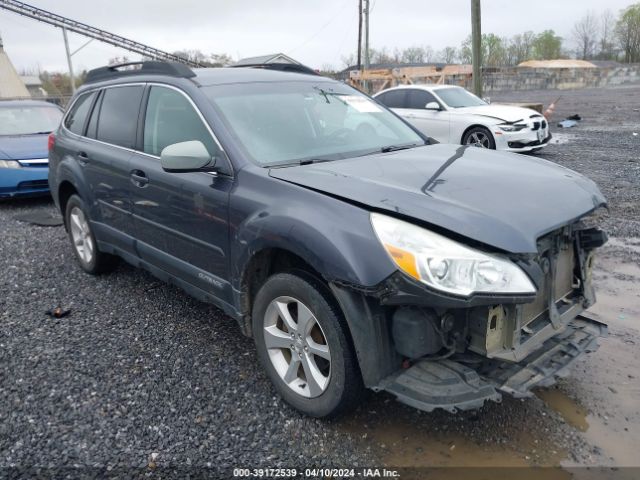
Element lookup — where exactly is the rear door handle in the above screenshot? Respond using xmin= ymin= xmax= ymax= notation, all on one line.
xmin=77 ymin=151 xmax=89 ymax=165
xmin=130 ymin=170 xmax=149 ymax=187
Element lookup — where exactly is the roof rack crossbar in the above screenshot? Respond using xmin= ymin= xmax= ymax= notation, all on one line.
xmin=84 ymin=61 xmax=196 ymax=84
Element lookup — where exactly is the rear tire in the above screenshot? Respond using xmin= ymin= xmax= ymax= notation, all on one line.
xmin=65 ymin=194 xmax=118 ymax=274
xmin=463 ymin=126 xmax=496 ymax=149
xmin=252 ymin=272 xmax=364 ymax=418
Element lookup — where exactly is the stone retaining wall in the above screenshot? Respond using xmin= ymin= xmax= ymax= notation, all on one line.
xmin=460 ymin=65 xmax=640 ymax=92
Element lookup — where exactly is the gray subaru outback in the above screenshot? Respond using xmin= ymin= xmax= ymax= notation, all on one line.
xmin=49 ymin=61 xmax=608 ymax=417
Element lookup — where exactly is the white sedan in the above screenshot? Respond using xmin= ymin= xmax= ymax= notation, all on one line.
xmin=373 ymin=85 xmax=551 ymax=153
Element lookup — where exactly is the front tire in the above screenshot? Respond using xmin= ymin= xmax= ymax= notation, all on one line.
xmin=463 ymin=126 xmax=496 ymax=149
xmin=65 ymin=194 xmax=117 ymax=274
xmin=252 ymin=272 xmax=364 ymax=418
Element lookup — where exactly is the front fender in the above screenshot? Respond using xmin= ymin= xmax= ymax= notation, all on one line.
xmin=229 ymin=168 xmax=397 ymax=299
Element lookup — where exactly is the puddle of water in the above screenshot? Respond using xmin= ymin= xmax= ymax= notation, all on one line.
xmin=341 ymin=409 xmax=567 ymax=475
xmin=535 ymin=388 xmax=590 ymax=432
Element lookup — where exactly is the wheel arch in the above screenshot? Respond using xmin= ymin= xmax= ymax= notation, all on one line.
xmin=460 ymin=123 xmax=495 ymax=145
xmin=57 ymin=180 xmax=79 ymax=229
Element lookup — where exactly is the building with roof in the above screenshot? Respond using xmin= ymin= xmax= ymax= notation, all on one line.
xmin=234 ymin=53 xmax=301 ymax=67
xmin=0 ymin=34 xmax=30 ymax=99
xmin=20 ymin=75 xmax=47 ymax=98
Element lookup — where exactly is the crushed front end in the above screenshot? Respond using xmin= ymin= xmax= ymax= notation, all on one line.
xmin=331 ymin=220 xmax=608 ymax=413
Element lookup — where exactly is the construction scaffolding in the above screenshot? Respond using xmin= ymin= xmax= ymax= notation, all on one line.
xmin=348 ymin=64 xmax=473 ymax=94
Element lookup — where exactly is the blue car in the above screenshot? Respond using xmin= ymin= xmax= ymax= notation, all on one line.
xmin=0 ymin=100 xmax=64 ymax=199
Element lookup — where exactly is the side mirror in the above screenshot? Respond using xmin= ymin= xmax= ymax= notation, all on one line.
xmin=160 ymin=141 xmax=216 ymax=173
xmin=425 ymin=101 xmax=441 ymax=111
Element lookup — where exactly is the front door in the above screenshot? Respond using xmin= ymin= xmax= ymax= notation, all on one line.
xmin=402 ymin=89 xmax=450 ymax=142
xmin=130 ymin=85 xmax=233 ymax=303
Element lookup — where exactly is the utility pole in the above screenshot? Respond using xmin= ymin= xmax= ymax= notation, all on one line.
xmin=471 ymin=0 xmax=482 ymax=97
xmin=357 ymin=0 xmax=362 ymax=70
xmin=62 ymin=26 xmax=76 ymax=94
xmin=363 ymin=0 xmax=370 ymax=92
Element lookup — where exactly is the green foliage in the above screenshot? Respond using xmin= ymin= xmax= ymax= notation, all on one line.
xmin=616 ymin=3 xmax=640 ymax=63
xmin=532 ymin=30 xmax=563 ymax=60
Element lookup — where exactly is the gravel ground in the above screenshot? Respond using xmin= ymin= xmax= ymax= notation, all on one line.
xmin=1 ymin=84 xmax=639 ymax=477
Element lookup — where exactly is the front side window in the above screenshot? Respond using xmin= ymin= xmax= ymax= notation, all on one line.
xmin=96 ymin=85 xmax=144 ymax=149
xmin=143 ymin=86 xmax=218 ymax=157
xmin=434 ymin=87 xmax=486 ymax=108
xmin=204 ymin=82 xmax=424 ymax=167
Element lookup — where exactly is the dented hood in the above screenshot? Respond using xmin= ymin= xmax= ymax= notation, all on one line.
xmin=269 ymin=144 xmax=606 ymax=253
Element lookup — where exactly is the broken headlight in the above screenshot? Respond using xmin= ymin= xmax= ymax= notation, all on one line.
xmin=370 ymin=213 xmax=536 ymax=297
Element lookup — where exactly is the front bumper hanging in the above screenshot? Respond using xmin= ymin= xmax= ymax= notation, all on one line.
xmin=379 ymin=315 xmax=607 ymax=413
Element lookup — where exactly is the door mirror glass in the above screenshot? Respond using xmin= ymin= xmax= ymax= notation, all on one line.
xmin=425 ymin=101 xmax=441 ymax=111
xmin=160 ymin=141 xmax=216 ymax=173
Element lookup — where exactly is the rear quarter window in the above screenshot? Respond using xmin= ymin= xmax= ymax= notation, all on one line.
xmin=96 ymin=86 xmax=144 ymax=149
xmin=376 ymin=90 xmax=407 ymax=109
xmin=64 ymin=91 xmax=96 ymax=135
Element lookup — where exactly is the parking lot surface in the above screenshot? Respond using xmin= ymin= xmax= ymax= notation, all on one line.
xmin=1 ymin=84 xmax=639 ymax=475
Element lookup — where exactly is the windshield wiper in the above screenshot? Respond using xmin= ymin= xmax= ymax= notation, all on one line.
xmin=299 ymin=158 xmax=334 ymax=165
xmin=380 ymin=143 xmax=419 ymax=153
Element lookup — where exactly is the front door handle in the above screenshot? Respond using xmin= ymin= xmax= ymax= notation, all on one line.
xmin=130 ymin=170 xmax=149 ymax=187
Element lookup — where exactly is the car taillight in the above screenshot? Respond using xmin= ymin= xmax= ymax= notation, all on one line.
xmin=48 ymin=133 xmax=55 ymax=151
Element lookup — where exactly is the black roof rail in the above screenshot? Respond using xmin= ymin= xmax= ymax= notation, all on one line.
xmin=85 ymin=61 xmax=196 ymax=84
xmin=231 ymin=63 xmax=320 ymax=76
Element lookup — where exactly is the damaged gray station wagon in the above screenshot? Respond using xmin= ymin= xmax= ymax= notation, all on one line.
xmin=49 ymin=62 xmax=608 ymax=417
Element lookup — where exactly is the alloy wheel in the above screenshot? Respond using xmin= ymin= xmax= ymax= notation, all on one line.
xmin=69 ymin=206 xmax=94 ymax=264
xmin=466 ymin=131 xmax=491 ymax=148
xmin=263 ymin=296 xmax=331 ymax=398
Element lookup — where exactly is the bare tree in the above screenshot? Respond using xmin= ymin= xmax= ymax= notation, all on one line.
xmin=437 ymin=46 xmax=458 ymax=64
xmin=573 ymin=11 xmax=599 ymax=59
xmin=598 ymin=9 xmax=617 ymax=59
xmin=507 ymin=31 xmax=535 ymax=65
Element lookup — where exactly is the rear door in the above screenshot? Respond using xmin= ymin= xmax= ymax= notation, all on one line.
xmin=82 ymin=84 xmax=144 ymax=254
xmin=130 ymin=85 xmax=233 ymax=302
xmin=402 ymin=89 xmax=450 ymax=142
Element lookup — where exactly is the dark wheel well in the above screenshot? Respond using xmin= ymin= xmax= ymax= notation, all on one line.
xmin=461 ymin=124 xmax=494 ymax=145
xmin=57 ymin=181 xmax=78 ymax=227
xmin=240 ymin=249 xmax=327 ymax=336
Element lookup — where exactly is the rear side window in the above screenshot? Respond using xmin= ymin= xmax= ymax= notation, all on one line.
xmin=143 ymin=86 xmax=218 ymax=157
xmin=64 ymin=91 xmax=96 ymax=135
xmin=376 ymin=90 xmax=406 ymax=109
xmin=96 ymin=86 xmax=144 ymax=149
xmin=406 ymin=90 xmax=438 ymax=109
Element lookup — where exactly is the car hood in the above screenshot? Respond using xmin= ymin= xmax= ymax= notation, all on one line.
xmin=453 ymin=104 xmax=541 ymax=123
xmin=269 ymin=144 xmax=606 ymax=253
xmin=0 ymin=134 xmax=49 ymax=160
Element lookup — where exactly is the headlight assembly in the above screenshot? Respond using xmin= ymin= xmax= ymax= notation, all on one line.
xmin=370 ymin=213 xmax=536 ymax=297
xmin=498 ymin=124 xmax=527 ymax=132
xmin=0 ymin=160 xmax=21 ymax=169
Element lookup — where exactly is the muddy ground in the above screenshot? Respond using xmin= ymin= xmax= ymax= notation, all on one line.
xmin=1 ymin=84 xmax=638 ymax=478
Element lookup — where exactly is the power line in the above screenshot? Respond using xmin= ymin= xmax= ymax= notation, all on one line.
xmin=287 ymin=0 xmax=351 ymax=55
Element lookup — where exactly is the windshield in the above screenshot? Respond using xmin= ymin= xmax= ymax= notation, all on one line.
xmin=204 ymin=81 xmax=424 ymax=166
xmin=434 ymin=87 xmax=487 ymax=108
xmin=0 ymin=105 xmax=63 ymax=136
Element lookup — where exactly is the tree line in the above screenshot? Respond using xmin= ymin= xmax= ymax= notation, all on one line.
xmin=341 ymin=2 xmax=640 ymax=68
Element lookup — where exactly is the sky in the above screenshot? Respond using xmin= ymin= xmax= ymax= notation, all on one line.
xmin=0 ymin=0 xmax=636 ymax=74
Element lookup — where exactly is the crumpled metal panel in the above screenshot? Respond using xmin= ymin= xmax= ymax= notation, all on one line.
xmin=380 ymin=315 xmax=606 ymax=413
